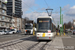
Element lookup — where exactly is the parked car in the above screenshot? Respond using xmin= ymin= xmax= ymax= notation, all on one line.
xmin=72 ymin=30 xmax=75 ymax=35
xmin=16 ymin=30 xmax=21 ymax=33
xmin=4 ymin=31 xmax=9 ymax=34
xmin=65 ymin=30 xmax=68 ymax=33
xmin=8 ymin=30 xmax=13 ymax=34
xmin=8 ymin=29 xmax=17 ymax=34
xmin=0 ymin=30 xmax=5 ymax=35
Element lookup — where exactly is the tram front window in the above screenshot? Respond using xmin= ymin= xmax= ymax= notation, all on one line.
xmin=37 ymin=20 xmax=50 ymax=31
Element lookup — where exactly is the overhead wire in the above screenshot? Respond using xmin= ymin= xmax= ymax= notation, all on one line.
xmin=22 ymin=1 xmax=34 ymax=12
xmin=44 ymin=0 xmax=50 ymax=8
xmin=43 ymin=0 xmax=57 ymax=25
xmin=23 ymin=0 xmax=50 ymax=13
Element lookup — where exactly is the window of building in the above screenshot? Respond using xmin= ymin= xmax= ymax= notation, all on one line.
xmin=1 ymin=22 xmax=5 ymax=26
xmin=17 ymin=18 xmax=19 ymax=22
xmin=1 ymin=16 xmax=5 ymax=20
xmin=0 ymin=16 xmax=1 ymax=20
xmin=8 ymin=0 xmax=12 ymax=2
xmin=2 ymin=10 xmax=5 ymax=14
xmin=6 ymin=23 xmax=7 ymax=26
xmin=7 ymin=24 xmax=9 ymax=27
xmin=2 ymin=3 xmax=4 ymax=8
xmin=9 ymin=24 xmax=11 ymax=27
xmin=2 ymin=3 xmax=5 ymax=8
xmin=0 ymin=22 xmax=1 ymax=26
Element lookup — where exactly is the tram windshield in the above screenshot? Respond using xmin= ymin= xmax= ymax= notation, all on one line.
xmin=37 ymin=19 xmax=51 ymax=31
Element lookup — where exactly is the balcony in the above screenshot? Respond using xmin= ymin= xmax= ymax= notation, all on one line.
xmin=0 ymin=25 xmax=6 ymax=27
xmin=0 ymin=12 xmax=2 ymax=14
xmin=0 ymin=19 xmax=11 ymax=23
xmin=0 ymin=0 xmax=1 ymax=1
xmin=12 ymin=24 xmax=16 ymax=27
xmin=0 ymin=24 xmax=1 ymax=27
xmin=0 ymin=12 xmax=6 ymax=15
xmin=3 ymin=7 xmax=6 ymax=10
xmin=0 ymin=18 xmax=1 ymax=20
xmin=12 ymin=19 xmax=15 ymax=22
xmin=3 ymin=13 xmax=6 ymax=15
xmin=0 ymin=5 xmax=1 ymax=8
xmin=1 ymin=0 xmax=5 ymax=3
xmin=6 ymin=25 xmax=9 ymax=28
xmin=0 ymin=24 xmax=11 ymax=28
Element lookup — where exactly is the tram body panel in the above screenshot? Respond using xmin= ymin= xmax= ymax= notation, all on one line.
xmin=36 ymin=16 xmax=56 ymax=40
xmin=36 ymin=33 xmax=53 ymax=37
xmin=36 ymin=32 xmax=56 ymax=40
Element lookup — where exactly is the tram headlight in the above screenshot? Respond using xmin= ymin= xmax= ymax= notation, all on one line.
xmin=48 ymin=30 xmax=51 ymax=33
xmin=37 ymin=34 xmax=40 ymax=35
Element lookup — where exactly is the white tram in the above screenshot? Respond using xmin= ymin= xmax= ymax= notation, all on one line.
xmin=36 ymin=16 xmax=56 ymax=40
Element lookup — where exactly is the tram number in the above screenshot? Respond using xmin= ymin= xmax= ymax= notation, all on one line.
xmin=42 ymin=33 xmax=45 ymax=37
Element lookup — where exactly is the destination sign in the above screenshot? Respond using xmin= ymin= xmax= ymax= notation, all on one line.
xmin=39 ymin=21 xmax=49 ymax=22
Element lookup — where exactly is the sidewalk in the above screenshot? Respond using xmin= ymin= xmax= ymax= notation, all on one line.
xmin=46 ymin=35 xmax=71 ymax=50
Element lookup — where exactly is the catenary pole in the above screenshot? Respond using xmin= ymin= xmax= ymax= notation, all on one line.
xmin=62 ymin=14 xmax=63 ymax=34
xmin=60 ymin=7 xmax=62 ymax=36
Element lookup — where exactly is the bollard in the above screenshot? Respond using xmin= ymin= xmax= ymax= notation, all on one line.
xmin=57 ymin=32 xmax=59 ymax=36
xmin=64 ymin=33 xmax=65 ymax=36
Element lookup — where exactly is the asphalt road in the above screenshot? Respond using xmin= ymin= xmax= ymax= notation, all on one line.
xmin=0 ymin=35 xmax=51 ymax=50
xmin=66 ymin=32 xmax=75 ymax=38
xmin=0 ymin=33 xmax=32 ymax=42
xmin=62 ymin=38 xmax=75 ymax=50
xmin=62 ymin=33 xmax=75 ymax=50
xmin=0 ymin=33 xmax=75 ymax=50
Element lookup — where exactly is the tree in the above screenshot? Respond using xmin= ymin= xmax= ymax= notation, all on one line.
xmin=67 ymin=21 xmax=72 ymax=29
xmin=64 ymin=21 xmax=72 ymax=29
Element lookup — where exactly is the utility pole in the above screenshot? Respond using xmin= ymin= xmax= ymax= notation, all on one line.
xmin=60 ymin=7 xmax=62 ymax=36
xmin=62 ymin=14 xmax=63 ymax=34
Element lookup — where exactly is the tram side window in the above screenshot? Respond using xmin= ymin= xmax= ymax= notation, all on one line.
xmin=51 ymin=24 xmax=56 ymax=32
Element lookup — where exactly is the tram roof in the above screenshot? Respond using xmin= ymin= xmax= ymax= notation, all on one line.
xmin=38 ymin=16 xmax=52 ymax=19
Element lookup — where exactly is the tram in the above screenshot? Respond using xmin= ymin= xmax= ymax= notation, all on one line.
xmin=36 ymin=16 xmax=56 ymax=40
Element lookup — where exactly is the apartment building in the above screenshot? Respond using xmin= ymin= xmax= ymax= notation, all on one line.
xmin=12 ymin=16 xmax=22 ymax=31
xmin=21 ymin=18 xmax=25 ymax=32
xmin=0 ymin=0 xmax=12 ymax=30
xmin=7 ymin=0 xmax=22 ymax=18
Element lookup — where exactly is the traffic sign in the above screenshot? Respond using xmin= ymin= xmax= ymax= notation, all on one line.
xmin=60 ymin=24 xmax=62 ymax=27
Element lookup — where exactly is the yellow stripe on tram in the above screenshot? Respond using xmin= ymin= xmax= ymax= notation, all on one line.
xmin=42 ymin=33 xmax=45 ymax=37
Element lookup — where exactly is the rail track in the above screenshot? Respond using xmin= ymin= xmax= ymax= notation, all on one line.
xmin=0 ymin=35 xmax=34 ymax=49
xmin=0 ymin=36 xmax=54 ymax=50
xmin=28 ymin=40 xmax=51 ymax=50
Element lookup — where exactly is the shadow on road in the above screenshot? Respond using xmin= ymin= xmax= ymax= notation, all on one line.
xmin=20 ymin=35 xmax=51 ymax=42
xmin=20 ymin=36 xmax=38 ymax=42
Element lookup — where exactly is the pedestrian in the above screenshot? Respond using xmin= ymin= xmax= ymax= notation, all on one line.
xmin=59 ymin=30 xmax=60 ymax=33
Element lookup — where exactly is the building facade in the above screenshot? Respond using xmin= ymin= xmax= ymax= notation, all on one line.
xmin=21 ymin=18 xmax=25 ymax=32
xmin=7 ymin=0 xmax=22 ymax=18
xmin=73 ymin=20 xmax=75 ymax=29
xmin=12 ymin=16 xmax=22 ymax=31
xmin=0 ymin=0 xmax=12 ymax=30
